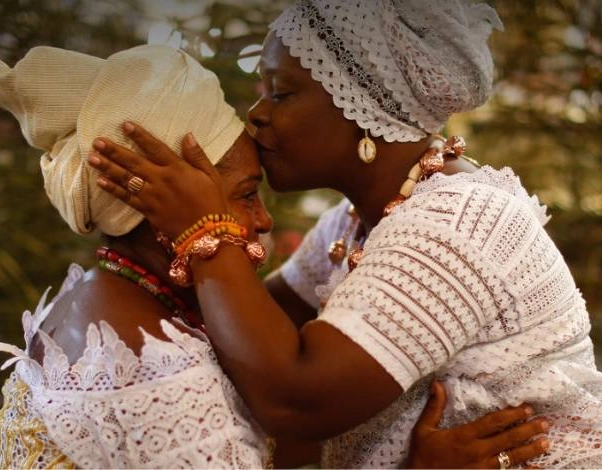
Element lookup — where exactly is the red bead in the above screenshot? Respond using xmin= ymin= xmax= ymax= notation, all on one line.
xmin=145 ymin=274 xmax=161 ymax=286
xmin=132 ymin=264 xmax=147 ymax=276
xmin=96 ymin=246 xmax=205 ymax=332
xmin=159 ymin=285 xmax=173 ymax=296
xmin=107 ymin=249 xmax=120 ymax=262
xmin=119 ymin=257 xmax=134 ymax=269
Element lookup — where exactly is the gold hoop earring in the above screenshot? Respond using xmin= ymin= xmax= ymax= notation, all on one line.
xmin=358 ymin=129 xmax=377 ymax=163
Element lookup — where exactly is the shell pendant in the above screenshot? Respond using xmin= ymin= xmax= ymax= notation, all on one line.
xmin=358 ymin=136 xmax=377 ymax=163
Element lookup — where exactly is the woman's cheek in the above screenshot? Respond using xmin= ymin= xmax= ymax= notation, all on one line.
xmin=229 ymin=202 xmax=254 ymax=237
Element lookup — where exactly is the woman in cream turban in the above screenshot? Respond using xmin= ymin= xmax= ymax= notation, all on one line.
xmin=90 ymin=0 xmax=602 ymax=468
xmin=0 ymin=41 xmax=540 ymax=469
xmin=0 ymin=44 xmax=277 ymax=468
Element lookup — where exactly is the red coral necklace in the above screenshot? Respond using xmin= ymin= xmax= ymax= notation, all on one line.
xmin=96 ymin=246 xmax=203 ymax=330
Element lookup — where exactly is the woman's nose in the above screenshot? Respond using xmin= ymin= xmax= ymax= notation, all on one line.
xmin=247 ymin=98 xmax=270 ymax=129
xmin=255 ymin=202 xmax=274 ymax=235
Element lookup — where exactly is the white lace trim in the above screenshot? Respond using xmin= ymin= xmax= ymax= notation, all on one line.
xmin=271 ymin=0 xmax=501 ymax=142
xmin=0 ymin=266 xmax=268 ymax=468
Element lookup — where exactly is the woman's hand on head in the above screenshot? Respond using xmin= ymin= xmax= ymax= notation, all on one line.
xmin=89 ymin=122 xmax=228 ymax=240
xmin=407 ymin=381 xmax=550 ymax=469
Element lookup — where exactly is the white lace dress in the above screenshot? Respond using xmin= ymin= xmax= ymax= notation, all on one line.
xmin=0 ymin=264 xmax=269 ymax=469
xmin=281 ymin=166 xmax=602 ymax=469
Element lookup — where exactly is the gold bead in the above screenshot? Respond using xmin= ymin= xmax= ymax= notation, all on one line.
xmin=328 ymin=239 xmax=347 ymax=264
xmin=348 ymin=248 xmax=364 ymax=271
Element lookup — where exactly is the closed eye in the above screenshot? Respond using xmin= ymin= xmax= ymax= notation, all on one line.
xmin=271 ymin=92 xmax=292 ymax=102
xmin=243 ymin=190 xmax=259 ymax=201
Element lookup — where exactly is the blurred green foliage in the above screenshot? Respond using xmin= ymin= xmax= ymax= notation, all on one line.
xmin=0 ymin=0 xmax=600 ymax=397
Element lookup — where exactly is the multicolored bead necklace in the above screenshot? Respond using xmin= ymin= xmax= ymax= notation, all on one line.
xmin=96 ymin=246 xmax=203 ymax=330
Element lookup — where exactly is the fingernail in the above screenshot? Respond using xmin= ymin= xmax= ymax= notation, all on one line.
xmin=524 ymin=406 xmax=533 ymax=416
xmin=184 ymin=132 xmax=196 ymax=147
xmin=540 ymin=438 xmax=550 ymax=451
xmin=88 ymin=153 xmax=100 ymax=165
xmin=93 ymin=139 xmax=106 ymax=150
xmin=540 ymin=420 xmax=550 ymax=431
xmin=97 ymin=177 xmax=108 ymax=187
xmin=123 ymin=121 xmax=135 ymax=134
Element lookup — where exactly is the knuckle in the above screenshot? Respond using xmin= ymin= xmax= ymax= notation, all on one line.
xmin=486 ymin=412 xmax=507 ymax=431
xmin=503 ymin=422 xmax=532 ymax=443
xmin=469 ymin=441 xmax=487 ymax=461
xmin=523 ymin=418 xmax=545 ymax=436
xmin=455 ymin=439 xmax=484 ymax=462
xmin=507 ymin=440 xmax=546 ymax=467
xmin=148 ymin=144 xmax=163 ymax=158
xmin=506 ymin=448 xmax=529 ymax=467
xmin=163 ymin=172 xmax=179 ymax=187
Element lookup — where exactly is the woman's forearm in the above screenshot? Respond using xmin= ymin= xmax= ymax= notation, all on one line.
xmin=191 ymin=245 xmax=315 ymax=432
xmin=190 ymin=244 xmax=400 ymax=438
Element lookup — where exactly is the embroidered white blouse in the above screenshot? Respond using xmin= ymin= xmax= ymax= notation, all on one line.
xmin=281 ymin=166 xmax=602 ymax=469
xmin=0 ymin=265 xmax=269 ymax=469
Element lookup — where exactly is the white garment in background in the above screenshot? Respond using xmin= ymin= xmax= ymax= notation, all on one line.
xmin=0 ymin=264 xmax=269 ymax=469
xmin=281 ymin=166 xmax=602 ymax=469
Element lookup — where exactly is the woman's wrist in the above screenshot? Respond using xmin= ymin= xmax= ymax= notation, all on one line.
xmin=170 ymin=231 xmax=266 ymax=287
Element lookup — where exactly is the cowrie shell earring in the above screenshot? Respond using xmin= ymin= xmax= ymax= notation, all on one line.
xmin=358 ymin=129 xmax=377 ymax=163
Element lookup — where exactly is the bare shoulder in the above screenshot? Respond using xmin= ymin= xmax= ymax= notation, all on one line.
xmin=31 ymin=268 xmax=173 ymax=364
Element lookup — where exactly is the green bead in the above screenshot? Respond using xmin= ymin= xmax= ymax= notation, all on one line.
xmin=120 ymin=267 xmax=134 ymax=279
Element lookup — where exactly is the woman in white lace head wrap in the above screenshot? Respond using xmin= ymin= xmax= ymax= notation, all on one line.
xmin=0 ymin=44 xmax=277 ymax=468
xmin=266 ymin=0 xmax=503 ymax=144
xmin=86 ymin=1 xmax=602 ymax=468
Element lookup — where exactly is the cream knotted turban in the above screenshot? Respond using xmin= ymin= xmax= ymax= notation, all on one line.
xmin=0 ymin=45 xmax=244 ymax=236
xmin=271 ymin=0 xmax=504 ymax=142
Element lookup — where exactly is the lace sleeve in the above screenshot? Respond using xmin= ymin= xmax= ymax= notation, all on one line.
xmin=279 ymin=198 xmax=351 ymax=308
xmin=15 ymin=320 xmax=268 ymax=469
xmin=318 ymin=185 xmax=517 ymax=391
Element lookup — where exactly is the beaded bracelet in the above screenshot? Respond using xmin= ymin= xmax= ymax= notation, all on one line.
xmin=175 ymin=221 xmax=248 ymax=255
xmin=170 ymin=233 xmax=267 ymax=287
xmin=174 ymin=213 xmax=236 ymax=247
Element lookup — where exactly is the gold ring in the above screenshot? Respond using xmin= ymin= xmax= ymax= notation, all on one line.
xmin=126 ymin=175 xmax=145 ymax=194
xmin=497 ymin=451 xmax=511 ymax=469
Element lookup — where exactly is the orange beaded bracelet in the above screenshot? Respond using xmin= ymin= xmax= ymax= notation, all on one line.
xmin=174 ymin=214 xmax=236 ymax=247
xmin=175 ymin=222 xmax=248 ymax=255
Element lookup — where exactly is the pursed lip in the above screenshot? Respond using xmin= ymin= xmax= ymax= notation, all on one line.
xmin=256 ymin=142 xmax=277 ymax=166
xmin=252 ymin=131 xmax=277 ymax=153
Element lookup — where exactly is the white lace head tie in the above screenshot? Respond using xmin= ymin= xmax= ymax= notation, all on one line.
xmin=270 ymin=0 xmax=503 ymax=142
xmin=0 ymin=45 xmax=243 ymax=236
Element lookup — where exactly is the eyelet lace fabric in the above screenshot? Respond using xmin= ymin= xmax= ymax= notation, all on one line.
xmin=270 ymin=0 xmax=502 ymax=142
xmin=281 ymin=166 xmax=602 ymax=468
xmin=0 ymin=265 xmax=269 ymax=469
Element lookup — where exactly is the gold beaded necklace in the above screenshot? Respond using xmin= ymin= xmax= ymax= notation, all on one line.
xmin=327 ymin=135 xmax=469 ymax=272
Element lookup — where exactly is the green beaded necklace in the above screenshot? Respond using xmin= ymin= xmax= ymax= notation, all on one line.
xmin=96 ymin=246 xmax=203 ymax=330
